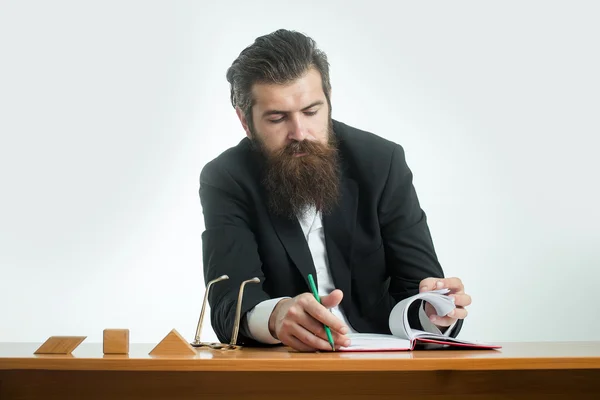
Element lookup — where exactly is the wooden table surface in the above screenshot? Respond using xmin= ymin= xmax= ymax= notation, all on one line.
xmin=2 ymin=341 xmax=600 ymax=399
xmin=1 ymin=341 xmax=600 ymax=371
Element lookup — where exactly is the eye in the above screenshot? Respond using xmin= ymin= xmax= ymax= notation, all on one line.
xmin=269 ymin=117 xmax=285 ymax=123
xmin=304 ymin=110 xmax=318 ymax=116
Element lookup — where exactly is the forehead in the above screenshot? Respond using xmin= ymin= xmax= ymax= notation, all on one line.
xmin=251 ymin=68 xmax=326 ymax=111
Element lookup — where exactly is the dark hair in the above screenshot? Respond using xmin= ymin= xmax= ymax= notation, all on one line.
xmin=226 ymin=29 xmax=332 ymax=129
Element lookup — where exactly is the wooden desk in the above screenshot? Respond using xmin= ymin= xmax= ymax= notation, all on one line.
xmin=1 ymin=341 xmax=599 ymax=399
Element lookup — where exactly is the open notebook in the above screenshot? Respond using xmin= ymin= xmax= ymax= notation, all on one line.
xmin=340 ymin=289 xmax=500 ymax=351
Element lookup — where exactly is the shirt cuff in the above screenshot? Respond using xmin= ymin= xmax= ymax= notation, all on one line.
xmin=419 ymin=301 xmax=456 ymax=337
xmin=244 ymin=297 xmax=291 ymax=344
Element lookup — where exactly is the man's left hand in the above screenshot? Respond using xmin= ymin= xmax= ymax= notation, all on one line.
xmin=419 ymin=277 xmax=471 ymax=328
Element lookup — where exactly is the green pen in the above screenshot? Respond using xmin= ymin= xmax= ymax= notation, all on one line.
xmin=307 ymin=273 xmax=335 ymax=351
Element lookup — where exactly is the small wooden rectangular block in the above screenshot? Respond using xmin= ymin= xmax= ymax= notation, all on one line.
xmin=34 ymin=336 xmax=86 ymax=354
xmin=103 ymin=329 xmax=129 ymax=354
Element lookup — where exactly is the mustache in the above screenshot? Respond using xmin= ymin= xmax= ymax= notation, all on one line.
xmin=279 ymin=139 xmax=330 ymax=157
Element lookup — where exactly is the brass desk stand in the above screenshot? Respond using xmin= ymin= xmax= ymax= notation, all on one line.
xmin=190 ymin=276 xmax=260 ymax=351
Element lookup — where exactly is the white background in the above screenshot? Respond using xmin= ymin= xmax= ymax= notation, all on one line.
xmin=1 ymin=0 xmax=599 ymax=345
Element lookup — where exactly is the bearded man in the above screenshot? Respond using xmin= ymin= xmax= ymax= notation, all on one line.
xmin=199 ymin=29 xmax=471 ymax=352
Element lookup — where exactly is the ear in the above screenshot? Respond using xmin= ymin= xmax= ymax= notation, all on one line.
xmin=235 ymin=107 xmax=252 ymax=139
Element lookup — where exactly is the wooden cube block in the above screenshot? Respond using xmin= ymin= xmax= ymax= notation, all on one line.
xmin=103 ymin=329 xmax=129 ymax=354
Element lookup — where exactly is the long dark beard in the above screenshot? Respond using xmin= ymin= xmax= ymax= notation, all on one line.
xmin=258 ymin=126 xmax=340 ymax=219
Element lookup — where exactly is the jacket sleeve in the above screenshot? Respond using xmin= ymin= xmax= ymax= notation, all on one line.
xmin=378 ymin=144 xmax=462 ymax=338
xmin=199 ymin=161 xmax=271 ymax=345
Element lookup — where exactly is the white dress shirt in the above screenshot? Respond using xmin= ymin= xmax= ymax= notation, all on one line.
xmin=244 ymin=206 xmax=454 ymax=344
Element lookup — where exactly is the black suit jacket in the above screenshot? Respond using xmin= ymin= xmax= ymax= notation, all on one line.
xmin=199 ymin=120 xmax=462 ymax=345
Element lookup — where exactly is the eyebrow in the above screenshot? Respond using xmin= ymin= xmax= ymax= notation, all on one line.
xmin=261 ymin=101 xmax=324 ymax=118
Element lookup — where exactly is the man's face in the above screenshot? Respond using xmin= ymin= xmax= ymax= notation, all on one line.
xmin=235 ymin=67 xmax=340 ymax=218
xmin=237 ymin=67 xmax=331 ymax=154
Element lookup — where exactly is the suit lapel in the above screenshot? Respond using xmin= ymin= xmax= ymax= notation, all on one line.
xmin=269 ymin=212 xmax=317 ymax=289
xmin=322 ymin=176 xmax=358 ymax=300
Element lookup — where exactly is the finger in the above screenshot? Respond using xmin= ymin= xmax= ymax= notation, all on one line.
xmin=281 ymin=300 xmax=347 ymax=345
xmin=424 ymin=301 xmax=436 ymax=318
xmin=447 ymin=307 xmax=468 ymax=320
xmin=297 ymin=313 xmax=351 ymax=347
xmin=430 ymin=307 xmax=468 ymax=326
xmin=439 ymin=277 xmax=464 ymax=293
xmin=428 ymin=315 xmax=456 ymax=327
xmin=419 ymin=277 xmax=442 ymax=292
xmin=289 ymin=323 xmax=337 ymax=351
xmin=449 ymin=293 xmax=471 ymax=307
xmin=281 ymin=334 xmax=317 ymax=352
xmin=320 ymin=289 xmax=343 ymax=309
xmin=301 ymin=298 xmax=349 ymax=334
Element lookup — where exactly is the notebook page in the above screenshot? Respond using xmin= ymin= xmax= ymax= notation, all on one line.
xmin=340 ymin=333 xmax=411 ymax=351
xmin=388 ymin=289 xmax=455 ymax=340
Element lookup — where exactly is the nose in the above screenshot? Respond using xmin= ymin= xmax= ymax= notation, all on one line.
xmin=287 ymin=115 xmax=306 ymax=141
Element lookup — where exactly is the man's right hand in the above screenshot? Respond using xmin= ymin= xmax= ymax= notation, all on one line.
xmin=268 ymin=289 xmax=351 ymax=351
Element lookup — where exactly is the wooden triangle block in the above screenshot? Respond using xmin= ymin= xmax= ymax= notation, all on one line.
xmin=149 ymin=329 xmax=196 ymax=356
xmin=34 ymin=336 xmax=87 ymax=354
